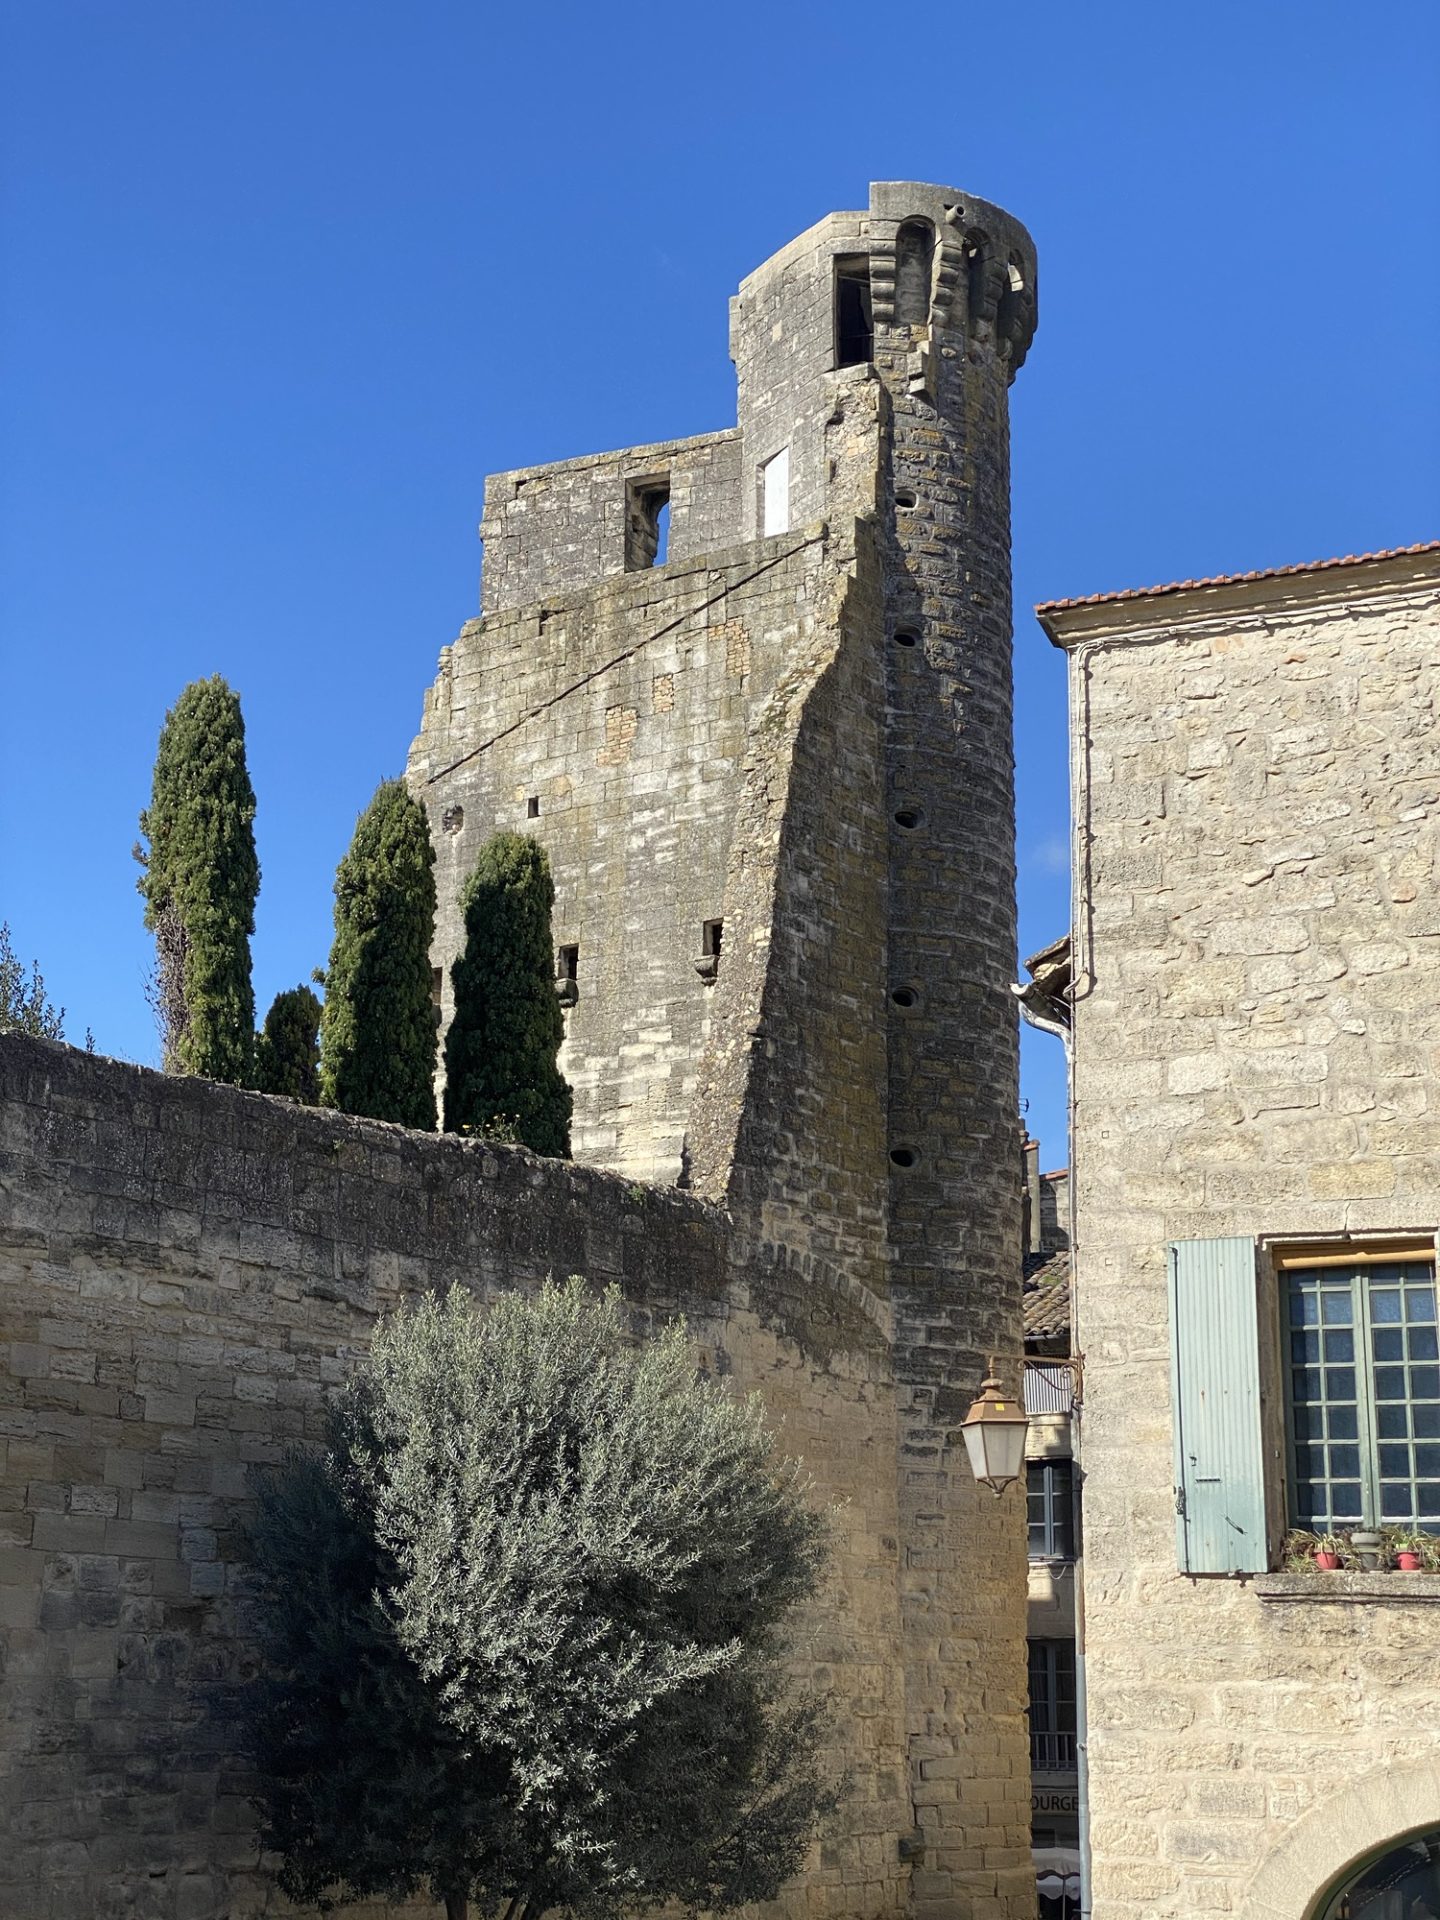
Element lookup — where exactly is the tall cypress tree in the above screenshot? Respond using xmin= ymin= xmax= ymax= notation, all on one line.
xmin=137 ymin=675 xmax=259 ymax=1083
xmin=444 ymin=832 xmax=571 ymax=1156
xmin=254 ymin=985 xmax=323 ymax=1104
xmin=319 ymin=780 xmax=437 ymax=1129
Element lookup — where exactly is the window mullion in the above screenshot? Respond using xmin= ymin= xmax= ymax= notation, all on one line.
xmin=1354 ymin=1271 xmax=1380 ymax=1529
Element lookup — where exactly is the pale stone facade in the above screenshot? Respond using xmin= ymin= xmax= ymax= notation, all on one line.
xmin=1042 ymin=544 xmax=1440 ymax=1919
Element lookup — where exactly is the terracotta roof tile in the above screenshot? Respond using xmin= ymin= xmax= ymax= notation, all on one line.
xmin=1024 ymin=1247 xmax=1071 ymax=1342
xmin=1035 ymin=539 xmax=1440 ymax=617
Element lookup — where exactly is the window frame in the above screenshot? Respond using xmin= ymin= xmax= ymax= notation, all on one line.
xmin=1026 ymin=1458 xmax=1075 ymax=1561
xmin=1277 ymin=1246 xmax=1440 ymax=1535
xmin=1026 ymin=1637 xmax=1077 ymax=1775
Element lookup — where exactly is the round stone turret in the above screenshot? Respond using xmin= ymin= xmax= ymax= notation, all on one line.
xmin=733 ymin=180 xmax=1041 ymax=1920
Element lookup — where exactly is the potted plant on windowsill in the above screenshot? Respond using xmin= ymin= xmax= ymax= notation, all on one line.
xmin=1312 ymin=1533 xmax=1346 ymax=1571
xmin=1390 ymin=1528 xmax=1436 ymax=1574
xmin=1283 ymin=1527 xmax=1320 ymax=1572
xmin=1389 ymin=1527 xmax=1429 ymax=1572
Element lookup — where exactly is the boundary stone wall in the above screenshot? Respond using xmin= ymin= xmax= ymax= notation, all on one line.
xmin=0 ymin=1036 xmax=906 ymax=1920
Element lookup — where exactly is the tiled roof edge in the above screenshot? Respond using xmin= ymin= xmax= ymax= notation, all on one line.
xmin=1036 ymin=539 xmax=1440 ymax=618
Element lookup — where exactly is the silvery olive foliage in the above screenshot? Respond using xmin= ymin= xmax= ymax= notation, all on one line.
xmin=245 ymin=1280 xmax=834 ymax=1920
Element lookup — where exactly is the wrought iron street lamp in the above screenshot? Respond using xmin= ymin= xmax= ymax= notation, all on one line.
xmin=959 ymin=1357 xmax=1029 ymax=1497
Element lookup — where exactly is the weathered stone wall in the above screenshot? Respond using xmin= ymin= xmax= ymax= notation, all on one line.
xmin=0 ymin=1036 xmax=908 ymax=1920
xmin=478 ymin=431 xmax=743 ymax=615
xmin=1053 ymin=551 xmax=1440 ymax=1918
xmin=410 ymin=525 xmax=836 ymax=1184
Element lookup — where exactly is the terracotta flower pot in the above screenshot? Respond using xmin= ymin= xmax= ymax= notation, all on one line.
xmin=1313 ymin=1551 xmax=1341 ymax=1570
xmin=1396 ymin=1551 xmax=1422 ymax=1571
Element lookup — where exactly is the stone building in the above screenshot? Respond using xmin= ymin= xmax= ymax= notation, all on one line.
xmin=1040 ymin=542 xmax=1440 ymax=1920
xmin=0 ymin=183 xmax=1042 ymax=1920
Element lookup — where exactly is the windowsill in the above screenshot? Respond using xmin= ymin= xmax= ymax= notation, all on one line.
xmin=1255 ymin=1571 xmax=1440 ymax=1604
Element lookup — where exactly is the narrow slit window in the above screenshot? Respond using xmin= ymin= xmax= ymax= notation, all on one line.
xmin=527 ymin=795 xmax=540 ymax=819
xmin=625 ymin=477 xmax=671 ymax=571
xmin=557 ymin=944 xmax=579 ymax=983
xmin=834 ymin=256 xmax=873 ymax=366
xmin=761 ymin=448 xmax=790 ymax=538
xmin=702 ymin=919 xmax=724 ymax=958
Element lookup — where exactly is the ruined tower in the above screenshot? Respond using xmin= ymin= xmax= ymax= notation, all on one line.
xmin=410 ymin=182 xmax=1038 ymax=1919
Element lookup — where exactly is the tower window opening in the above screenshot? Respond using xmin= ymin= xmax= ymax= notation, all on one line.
xmin=702 ymin=918 xmax=724 ymax=958
xmin=893 ymin=806 xmax=924 ymax=831
xmin=557 ymin=944 xmax=579 ymax=983
xmin=998 ymin=254 xmax=1026 ymax=340
xmin=895 ymin=489 xmax=917 ymax=510
xmin=441 ymin=804 xmax=464 ymax=834
xmin=890 ymin=1146 xmax=919 ymax=1170
xmin=625 ymin=476 xmax=671 ymax=571
xmin=894 ymin=219 xmax=935 ymax=327
xmin=527 ymin=795 xmax=540 ymax=818
xmin=761 ymin=447 xmax=790 ymax=537
xmin=834 ymin=256 xmax=873 ymax=367
xmin=895 ymin=628 xmax=920 ymax=649
xmin=890 ymin=985 xmax=920 ymax=1010
xmin=966 ymin=239 xmax=989 ymax=326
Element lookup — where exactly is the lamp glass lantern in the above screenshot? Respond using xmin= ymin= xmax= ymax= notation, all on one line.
xmin=959 ymin=1357 xmax=1028 ymax=1496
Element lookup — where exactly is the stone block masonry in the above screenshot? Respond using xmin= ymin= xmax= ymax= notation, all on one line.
xmin=1045 ymin=545 xmax=1440 ymax=1920
xmin=0 ymin=1036 xmax=907 ymax=1920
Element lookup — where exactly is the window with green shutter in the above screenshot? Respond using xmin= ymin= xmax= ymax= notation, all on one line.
xmin=1168 ymin=1237 xmax=1269 ymax=1574
xmin=1284 ymin=1255 xmax=1440 ymax=1533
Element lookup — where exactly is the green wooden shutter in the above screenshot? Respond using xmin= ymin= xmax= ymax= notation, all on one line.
xmin=1168 ymin=1237 xmax=1268 ymax=1574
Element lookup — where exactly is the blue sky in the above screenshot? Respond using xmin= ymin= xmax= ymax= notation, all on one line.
xmin=2 ymin=2 xmax=1436 ymax=1165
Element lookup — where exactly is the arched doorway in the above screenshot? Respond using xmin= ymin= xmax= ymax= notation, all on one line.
xmin=1242 ymin=1759 xmax=1440 ymax=1920
xmin=1315 ymin=1829 xmax=1440 ymax=1919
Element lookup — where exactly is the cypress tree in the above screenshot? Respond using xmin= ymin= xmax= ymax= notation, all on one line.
xmin=136 ymin=675 xmax=259 ymax=1083
xmin=444 ymin=833 xmax=571 ymax=1156
xmin=254 ymin=985 xmax=323 ymax=1104
xmin=320 ymin=780 xmax=437 ymax=1129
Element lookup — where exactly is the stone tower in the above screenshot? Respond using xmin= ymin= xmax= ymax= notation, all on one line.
xmin=410 ymin=182 xmax=1038 ymax=1919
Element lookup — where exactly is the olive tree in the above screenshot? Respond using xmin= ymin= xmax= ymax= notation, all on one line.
xmin=245 ymin=1281 xmax=833 ymax=1920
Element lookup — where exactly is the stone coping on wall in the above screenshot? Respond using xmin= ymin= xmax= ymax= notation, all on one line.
xmin=1254 ymin=1572 xmax=1440 ymax=1604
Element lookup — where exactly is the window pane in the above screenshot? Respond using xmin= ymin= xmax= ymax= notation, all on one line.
xmin=1288 ymin=1263 xmax=1439 ymax=1534
xmin=1292 ymin=1402 xmax=1323 ymax=1440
